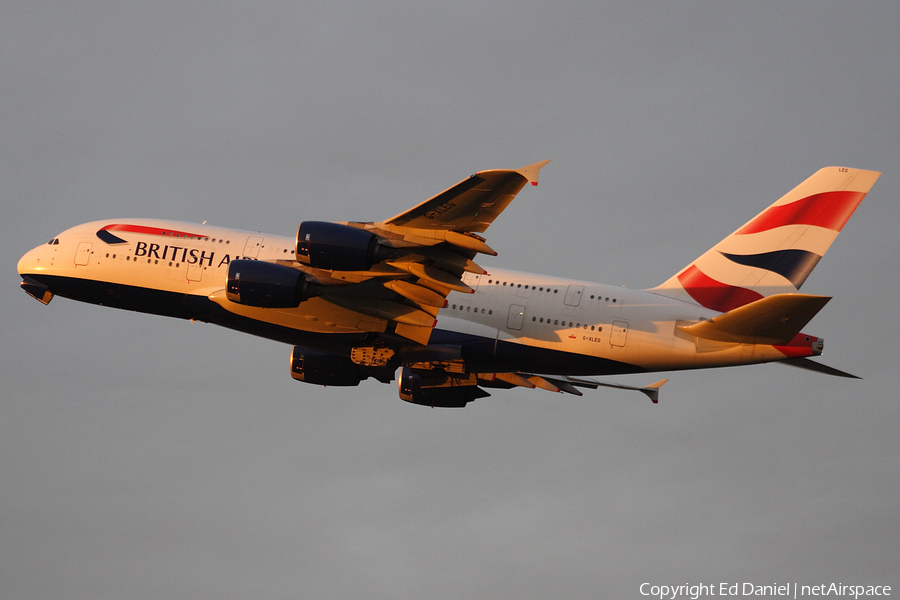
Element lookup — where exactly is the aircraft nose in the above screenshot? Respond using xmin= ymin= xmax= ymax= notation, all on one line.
xmin=18 ymin=245 xmax=57 ymax=304
xmin=17 ymin=245 xmax=45 ymax=277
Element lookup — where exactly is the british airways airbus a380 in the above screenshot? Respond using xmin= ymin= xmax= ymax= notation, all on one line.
xmin=17 ymin=162 xmax=880 ymax=407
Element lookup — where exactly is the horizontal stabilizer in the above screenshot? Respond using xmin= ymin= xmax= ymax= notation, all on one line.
xmin=781 ymin=357 xmax=861 ymax=379
xmin=677 ymin=293 xmax=830 ymax=345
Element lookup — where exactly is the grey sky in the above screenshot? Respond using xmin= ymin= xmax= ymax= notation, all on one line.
xmin=3 ymin=2 xmax=898 ymax=598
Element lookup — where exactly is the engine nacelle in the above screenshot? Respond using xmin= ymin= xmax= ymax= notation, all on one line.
xmin=226 ymin=260 xmax=309 ymax=308
xmin=296 ymin=221 xmax=391 ymax=271
xmin=290 ymin=347 xmax=363 ymax=386
xmin=398 ymin=367 xmax=489 ymax=408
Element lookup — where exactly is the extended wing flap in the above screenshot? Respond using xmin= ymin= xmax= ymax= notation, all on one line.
xmin=677 ymin=293 xmax=830 ymax=345
xmin=479 ymin=372 xmax=666 ymax=402
xmin=383 ymin=280 xmax=448 ymax=308
xmin=328 ymin=297 xmax=437 ymax=328
xmin=394 ymin=323 xmax=435 ymax=345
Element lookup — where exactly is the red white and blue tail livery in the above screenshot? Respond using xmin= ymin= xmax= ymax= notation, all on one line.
xmin=18 ymin=163 xmax=880 ymax=407
xmin=654 ymin=167 xmax=879 ymax=312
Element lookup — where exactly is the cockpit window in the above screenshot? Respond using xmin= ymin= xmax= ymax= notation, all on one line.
xmin=47 ymin=238 xmax=59 ymax=245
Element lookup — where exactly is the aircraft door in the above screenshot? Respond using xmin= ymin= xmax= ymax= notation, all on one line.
xmin=243 ymin=236 xmax=264 ymax=258
xmin=507 ymin=304 xmax=526 ymax=330
xmin=186 ymin=261 xmax=202 ymax=282
xmin=564 ymin=284 xmax=584 ymax=307
xmin=74 ymin=242 xmax=92 ymax=266
xmin=463 ymin=272 xmax=483 ymax=290
xmin=610 ymin=320 xmax=629 ymax=347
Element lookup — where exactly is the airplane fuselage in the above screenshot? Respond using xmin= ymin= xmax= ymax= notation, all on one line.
xmin=18 ymin=218 xmax=819 ymax=381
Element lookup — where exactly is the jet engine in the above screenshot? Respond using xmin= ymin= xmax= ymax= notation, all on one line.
xmin=226 ymin=260 xmax=310 ymax=308
xmin=290 ymin=347 xmax=363 ymax=386
xmin=398 ymin=367 xmax=489 ymax=408
xmin=296 ymin=221 xmax=392 ymax=271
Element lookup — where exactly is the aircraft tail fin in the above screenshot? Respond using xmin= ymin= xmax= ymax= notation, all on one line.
xmin=651 ymin=167 xmax=880 ymax=312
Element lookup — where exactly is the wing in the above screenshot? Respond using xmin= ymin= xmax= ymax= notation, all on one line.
xmin=478 ymin=372 xmax=669 ymax=403
xmin=290 ymin=160 xmax=551 ymax=344
xmin=384 ymin=159 xmax=550 ymax=233
xmin=398 ymin=369 xmax=669 ymax=407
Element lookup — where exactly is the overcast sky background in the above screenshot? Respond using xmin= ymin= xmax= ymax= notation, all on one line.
xmin=3 ymin=2 xmax=898 ymax=598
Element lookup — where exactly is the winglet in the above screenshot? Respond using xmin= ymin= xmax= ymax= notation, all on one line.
xmin=587 ymin=377 xmax=668 ymax=403
xmin=516 ymin=159 xmax=551 ymax=186
xmin=640 ymin=379 xmax=669 ymax=404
